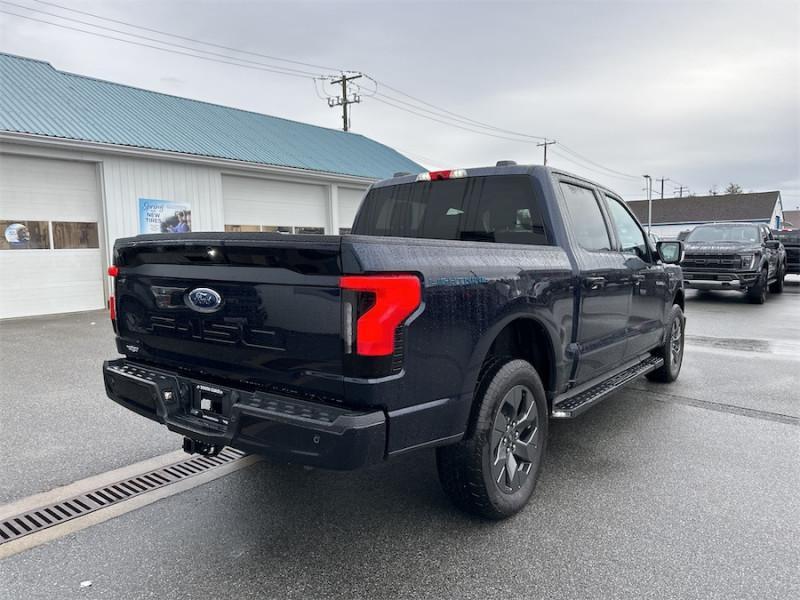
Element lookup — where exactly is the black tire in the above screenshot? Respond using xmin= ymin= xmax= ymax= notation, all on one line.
xmin=646 ymin=304 xmax=685 ymax=383
xmin=769 ymin=263 xmax=784 ymax=293
xmin=436 ymin=359 xmax=548 ymax=520
xmin=746 ymin=267 xmax=768 ymax=304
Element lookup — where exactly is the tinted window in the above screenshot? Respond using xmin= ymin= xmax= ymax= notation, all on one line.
xmin=686 ymin=225 xmax=759 ymax=243
xmin=559 ymin=183 xmax=611 ymax=251
xmin=605 ymin=196 xmax=648 ymax=259
xmin=354 ymin=175 xmax=549 ymax=245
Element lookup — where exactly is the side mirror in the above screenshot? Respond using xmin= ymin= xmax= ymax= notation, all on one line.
xmin=765 ymin=240 xmax=780 ymax=250
xmin=657 ymin=240 xmax=684 ymax=264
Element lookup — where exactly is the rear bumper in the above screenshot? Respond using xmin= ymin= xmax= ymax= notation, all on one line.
xmin=682 ymin=270 xmax=759 ymax=290
xmin=102 ymin=359 xmax=386 ymax=470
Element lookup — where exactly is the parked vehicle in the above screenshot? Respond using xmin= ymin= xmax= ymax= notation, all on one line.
xmin=681 ymin=222 xmax=786 ymax=303
xmin=772 ymin=228 xmax=800 ymax=276
xmin=102 ymin=163 xmax=686 ymax=519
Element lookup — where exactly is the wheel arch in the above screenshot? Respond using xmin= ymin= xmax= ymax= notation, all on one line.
xmin=464 ymin=313 xmax=559 ymax=403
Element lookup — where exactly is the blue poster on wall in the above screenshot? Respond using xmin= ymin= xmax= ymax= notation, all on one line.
xmin=138 ymin=198 xmax=192 ymax=234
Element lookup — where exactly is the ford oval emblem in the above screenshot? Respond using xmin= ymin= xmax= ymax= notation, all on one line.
xmin=186 ymin=288 xmax=223 ymax=313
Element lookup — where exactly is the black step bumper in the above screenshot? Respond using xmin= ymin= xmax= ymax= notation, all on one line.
xmin=102 ymin=359 xmax=386 ymax=470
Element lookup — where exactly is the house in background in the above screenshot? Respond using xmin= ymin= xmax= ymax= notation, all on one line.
xmin=781 ymin=210 xmax=800 ymax=228
xmin=626 ymin=191 xmax=784 ymax=239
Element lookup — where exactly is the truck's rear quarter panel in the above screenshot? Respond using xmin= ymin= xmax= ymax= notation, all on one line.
xmin=342 ymin=235 xmax=574 ymax=453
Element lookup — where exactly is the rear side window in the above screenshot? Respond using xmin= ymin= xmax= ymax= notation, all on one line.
xmin=559 ymin=182 xmax=612 ymax=251
xmin=353 ymin=175 xmax=549 ymax=245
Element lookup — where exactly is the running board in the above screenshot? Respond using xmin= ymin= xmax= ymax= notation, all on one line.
xmin=551 ymin=356 xmax=663 ymax=419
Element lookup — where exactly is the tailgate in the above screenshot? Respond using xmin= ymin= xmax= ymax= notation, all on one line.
xmin=112 ymin=233 xmax=344 ymax=398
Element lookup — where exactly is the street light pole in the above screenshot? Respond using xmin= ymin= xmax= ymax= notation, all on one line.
xmin=643 ymin=175 xmax=653 ymax=234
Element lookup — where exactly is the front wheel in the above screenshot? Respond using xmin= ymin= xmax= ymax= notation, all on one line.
xmin=746 ymin=268 xmax=768 ymax=304
xmin=646 ymin=304 xmax=685 ymax=383
xmin=436 ymin=359 xmax=548 ymax=520
xmin=769 ymin=264 xmax=784 ymax=293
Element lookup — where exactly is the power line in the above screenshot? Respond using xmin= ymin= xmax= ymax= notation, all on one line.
xmin=5 ymin=0 xmax=674 ymax=184
xmin=369 ymin=77 xmax=548 ymax=141
xmin=1 ymin=1 xmax=323 ymax=77
xmin=554 ymin=144 xmax=640 ymax=180
xmin=0 ymin=8 xmax=319 ymax=80
xmin=548 ymin=148 xmax=643 ymax=182
xmin=370 ymin=95 xmax=561 ymax=144
xmin=32 ymin=0 xmax=338 ymax=72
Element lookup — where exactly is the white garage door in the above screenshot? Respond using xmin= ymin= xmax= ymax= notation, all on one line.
xmin=222 ymin=175 xmax=328 ymax=234
xmin=0 ymin=154 xmax=105 ymax=319
xmin=338 ymin=187 xmax=367 ymax=233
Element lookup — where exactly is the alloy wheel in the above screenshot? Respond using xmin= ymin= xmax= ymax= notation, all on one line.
xmin=670 ymin=318 xmax=683 ymax=367
xmin=490 ymin=385 xmax=541 ymax=493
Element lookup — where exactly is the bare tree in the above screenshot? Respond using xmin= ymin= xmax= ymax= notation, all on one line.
xmin=724 ymin=183 xmax=743 ymax=194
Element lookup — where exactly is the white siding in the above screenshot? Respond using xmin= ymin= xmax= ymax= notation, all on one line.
xmin=0 ymin=154 xmax=104 ymax=318
xmin=222 ymin=175 xmax=327 ymax=229
xmin=101 ymin=156 xmax=224 ymax=259
xmin=337 ymin=186 xmax=367 ymax=230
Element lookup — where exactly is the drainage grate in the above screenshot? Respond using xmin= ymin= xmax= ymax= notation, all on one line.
xmin=0 ymin=447 xmax=246 ymax=545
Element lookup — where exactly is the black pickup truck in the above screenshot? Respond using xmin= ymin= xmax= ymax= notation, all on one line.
xmin=681 ymin=222 xmax=786 ymax=303
xmin=772 ymin=229 xmax=800 ymax=276
xmin=103 ymin=164 xmax=686 ymax=519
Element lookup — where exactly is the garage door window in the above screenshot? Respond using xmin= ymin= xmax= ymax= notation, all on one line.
xmin=294 ymin=226 xmax=324 ymax=235
xmin=53 ymin=222 xmax=99 ymax=249
xmin=225 ymin=224 xmax=261 ymax=232
xmin=1 ymin=220 xmax=50 ymax=250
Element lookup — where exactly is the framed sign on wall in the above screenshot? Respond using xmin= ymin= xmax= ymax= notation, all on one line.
xmin=138 ymin=199 xmax=192 ymax=234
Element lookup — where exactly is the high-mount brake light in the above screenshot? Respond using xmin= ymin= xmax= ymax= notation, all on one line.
xmin=416 ymin=169 xmax=467 ymax=182
xmin=340 ymin=275 xmax=422 ymax=356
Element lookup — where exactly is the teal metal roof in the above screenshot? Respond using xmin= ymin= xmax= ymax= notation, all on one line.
xmin=0 ymin=53 xmax=422 ymax=179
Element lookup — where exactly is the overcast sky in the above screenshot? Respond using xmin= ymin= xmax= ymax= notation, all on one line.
xmin=1 ymin=0 xmax=798 ymax=205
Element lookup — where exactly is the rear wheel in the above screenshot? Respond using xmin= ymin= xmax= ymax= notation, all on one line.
xmin=769 ymin=263 xmax=784 ymax=293
xmin=746 ymin=268 xmax=768 ymax=304
xmin=436 ymin=359 xmax=548 ymax=520
xmin=646 ymin=304 xmax=685 ymax=383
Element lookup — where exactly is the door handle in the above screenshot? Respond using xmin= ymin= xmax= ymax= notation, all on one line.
xmin=585 ymin=276 xmax=606 ymax=290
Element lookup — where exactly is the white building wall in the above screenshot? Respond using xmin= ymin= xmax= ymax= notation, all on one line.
xmin=771 ymin=197 xmax=784 ymax=228
xmin=101 ymin=156 xmax=224 ymax=262
xmin=337 ymin=186 xmax=366 ymax=231
xmin=0 ymin=138 xmax=375 ymax=317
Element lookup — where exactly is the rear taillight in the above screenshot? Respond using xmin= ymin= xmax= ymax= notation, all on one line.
xmin=108 ymin=264 xmax=118 ymax=328
xmin=340 ymin=275 xmax=421 ymax=357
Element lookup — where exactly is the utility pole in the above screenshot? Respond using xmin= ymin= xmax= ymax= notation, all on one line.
xmin=673 ymin=185 xmax=688 ymax=198
xmin=643 ymin=175 xmax=653 ymax=234
xmin=536 ymin=139 xmax=557 ymax=165
xmin=657 ymin=176 xmax=668 ymax=199
xmin=327 ymin=73 xmax=362 ymax=132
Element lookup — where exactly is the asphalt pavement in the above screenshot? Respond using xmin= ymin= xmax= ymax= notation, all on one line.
xmin=1 ymin=278 xmax=798 ymax=599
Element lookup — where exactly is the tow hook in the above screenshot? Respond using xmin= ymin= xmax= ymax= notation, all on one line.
xmin=182 ymin=437 xmax=223 ymax=457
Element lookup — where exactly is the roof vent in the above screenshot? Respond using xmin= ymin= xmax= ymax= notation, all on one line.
xmin=393 ymin=171 xmax=412 ymax=177
xmin=496 ymin=160 xmax=517 ymax=167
